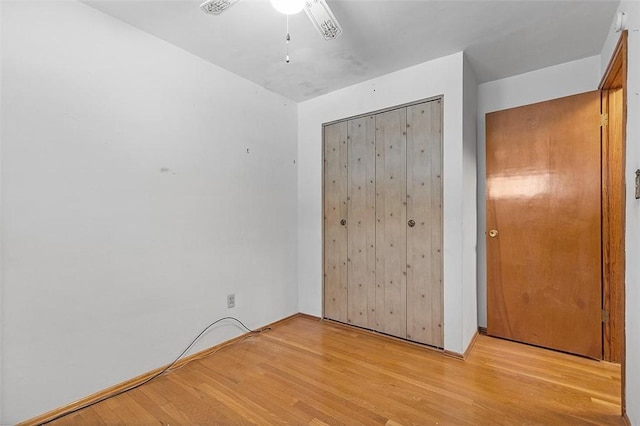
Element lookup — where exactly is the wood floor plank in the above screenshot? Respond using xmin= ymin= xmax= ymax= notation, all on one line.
xmin=127 ymin=388 xmax=182 ymax=425
xmin=48 ymin=316 xmax=623 ymax=425
xmin=90 ymin=398 xmax=123 ymax=424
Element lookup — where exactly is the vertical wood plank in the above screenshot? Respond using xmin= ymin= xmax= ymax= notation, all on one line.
xmin=347 ymin=116 xmax=377 ymax=329
xmin=602 ymin=88 xmax=625 ymax=363
xmin=375 ymin=109 xmax=407 ymax=338
xmin=324 ymin=122 xmax=348 ymax=323
xmin=406 ymin=100 xmax=444 ymax=347
xmin=601 ymin=90 xmax=612 ymax=361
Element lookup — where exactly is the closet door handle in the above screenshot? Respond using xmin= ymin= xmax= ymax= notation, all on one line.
xmin=340 ymin=219 xmax=347 ymax=226
xmin=408 ymin=219 xmax=416 ymax=228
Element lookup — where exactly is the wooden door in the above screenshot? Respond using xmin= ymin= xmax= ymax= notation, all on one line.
xmin=347 ymin=116 xmax=377 ymax=329
xmin=375 ymin=108 xmax=407 ymax=338
xmin=486 ymin=91 xmax=602 ymax=359
xmin=324 ymin=121 xmax=348 ymax=323
xmin=406 ymin=100 xmax=444 ymax=347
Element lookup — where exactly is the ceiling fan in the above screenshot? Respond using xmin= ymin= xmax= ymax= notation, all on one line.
xmin=199 ymin=0 xmax=343 ymax=41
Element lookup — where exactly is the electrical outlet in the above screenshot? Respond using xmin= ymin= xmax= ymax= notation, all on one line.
xmin=227 ymin=294 xmax=235 ymax=309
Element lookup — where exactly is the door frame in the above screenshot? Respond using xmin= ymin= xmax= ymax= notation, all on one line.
xmin=599 ymin=29 xmax=627 ymax=416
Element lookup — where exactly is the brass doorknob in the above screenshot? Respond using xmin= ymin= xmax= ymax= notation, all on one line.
xmin=489 ymin=229 xmax=498 ymax=238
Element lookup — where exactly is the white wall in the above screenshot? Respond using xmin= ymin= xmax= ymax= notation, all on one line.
xmin=475 ymin=56 xmax=602 ymax=327
xmin=297 ymin=52 xmax=478 ymax=354
xmin=601 ymin=4 xmax=640 ymax=422
xmin=0 ymin=1 xmax=298 ymax=423
xmin=462 ymin=55 xmax=478 ymax=346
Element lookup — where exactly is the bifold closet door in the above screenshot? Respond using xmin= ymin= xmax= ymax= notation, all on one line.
xmin=323 ymin=121 xmax=348 ymax=323
xmin=347 ymin=116 xmax=377 ymax=329
xmin=375 ymin=108 xmax=408 ymax=338
xmin=406 ymin=100 xmax=443 ymax=347
xmin=323 ymin=99 xmax=443 ymax=348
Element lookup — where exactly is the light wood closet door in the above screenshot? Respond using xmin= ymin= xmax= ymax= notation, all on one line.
xmin=347 ymin=116 xmax=377 ymax=329
xmin=375 ymin=108 xmax=408 ymax=338
xmin=324 ymin=122 xmax=348 ymax=323
xmin=323 ymin=99 xmax=443 ymax=348
xmin=406 ymin=100 xmax=443 ymax=347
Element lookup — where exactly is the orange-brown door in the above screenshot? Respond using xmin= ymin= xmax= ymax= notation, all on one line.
xmin=486 ymin=91 xmax=602 ymax=359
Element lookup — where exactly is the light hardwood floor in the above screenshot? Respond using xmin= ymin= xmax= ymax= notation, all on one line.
xmin=49 ymin=315 xmax=622 ymax=425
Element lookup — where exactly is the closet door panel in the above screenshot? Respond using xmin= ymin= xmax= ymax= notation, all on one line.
xmin=324 ymin=122 xmax=348 ymax=322
xmin=375 ymin=109 xmax=407 ymax=338
xmin=347 ymin=116 xmax=377 ymax=329
xmin=406 ymin=100 xmax=444 ymax=347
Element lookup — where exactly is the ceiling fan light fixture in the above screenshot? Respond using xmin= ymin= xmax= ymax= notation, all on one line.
xmin=200 ymin=0 xmax=239 ymax=15
xmin=199 ymin=0 xmax=343 ymax=42
xmin=304 ymin=0 xmax=342 ymax=40
xmin=270 ymin=0 xmax=306 ymax=15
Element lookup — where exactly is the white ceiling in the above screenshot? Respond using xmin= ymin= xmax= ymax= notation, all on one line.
xmin=85 ymin=0 xmax=620 ymax=102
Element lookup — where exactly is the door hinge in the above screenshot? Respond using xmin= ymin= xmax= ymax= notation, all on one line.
xmin=602 ymin=309 xmax=610 ymax=323
xmin=600 ymin=113 xmax=609 ymax=127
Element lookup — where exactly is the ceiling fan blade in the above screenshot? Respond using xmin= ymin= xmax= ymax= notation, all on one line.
xmin=304 ymin=0 xmax=343 ymax=40
xmin=200 ymin=0 xmax=240 ymax=15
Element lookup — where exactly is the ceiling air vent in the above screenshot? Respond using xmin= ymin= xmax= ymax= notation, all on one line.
xmin=200 ymin=0 xmax=239 ymax=15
